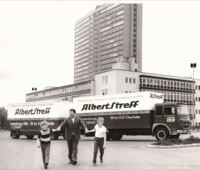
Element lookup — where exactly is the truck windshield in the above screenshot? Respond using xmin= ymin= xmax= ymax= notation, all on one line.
xmin=177 ymin=105 xmax=188 ymax=115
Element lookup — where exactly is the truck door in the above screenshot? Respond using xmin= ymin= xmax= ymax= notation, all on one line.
xmin=154 ymin=105 xmax=163 ymax=124
xmin=163 ymin=105 xmax=177 ymax=130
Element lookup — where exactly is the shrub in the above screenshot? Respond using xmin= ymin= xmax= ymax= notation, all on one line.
xmin=153 ymin=136 xmax=200 ymax=146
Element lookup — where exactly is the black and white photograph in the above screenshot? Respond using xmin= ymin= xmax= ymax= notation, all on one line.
xmin=0 ymin=1 xmax=200 ymax=170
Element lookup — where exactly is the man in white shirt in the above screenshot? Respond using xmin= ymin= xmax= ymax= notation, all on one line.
xmin=87 ymin=117 xmax=107 ymax=165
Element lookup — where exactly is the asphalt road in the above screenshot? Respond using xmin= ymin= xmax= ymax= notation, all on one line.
xmin=1 ymin=131 xmax=200 ymax=170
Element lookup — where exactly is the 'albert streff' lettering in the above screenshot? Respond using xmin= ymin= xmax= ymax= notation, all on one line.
xmin=14 ymin=107 xmax=51 ymax=115
xmin=81 ymin=101 xmax=139 ymax=111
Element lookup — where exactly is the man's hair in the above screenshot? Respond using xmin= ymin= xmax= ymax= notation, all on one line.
xmin=69 ymin=108 xmax=76 ymax=114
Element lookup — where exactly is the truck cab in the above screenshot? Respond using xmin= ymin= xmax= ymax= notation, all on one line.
xmin=153 ymin=103 xmax=190 ymax=140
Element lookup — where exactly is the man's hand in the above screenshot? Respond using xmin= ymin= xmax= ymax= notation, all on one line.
xmin=37 ymin=145 xmax=40 ymax=148
xmin=85 ymin=128 xmax=89 ymax=133
xmin=52 ymin=129 xmax=57 ymax=132
xmin=53 ymin=127 xmax=61 ymax=132
xmin=103 ymin=144 xmax=106 ymax=149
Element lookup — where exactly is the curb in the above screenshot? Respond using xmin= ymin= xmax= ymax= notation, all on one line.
xmin=148 ymin=143 xmax=200 ymax=148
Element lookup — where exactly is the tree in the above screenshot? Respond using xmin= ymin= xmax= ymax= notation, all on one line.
xmin=0 ymin=107 xmax=8 ymax=130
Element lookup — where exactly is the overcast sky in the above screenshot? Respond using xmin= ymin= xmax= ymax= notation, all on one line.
xmin=0 ymin=1 xmax=200 ymax=107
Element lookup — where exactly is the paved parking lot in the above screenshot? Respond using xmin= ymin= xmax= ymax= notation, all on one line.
xmin=0 ymin=131 xmax=200 ymax=170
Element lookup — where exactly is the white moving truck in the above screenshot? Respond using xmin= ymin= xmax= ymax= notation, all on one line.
xmin=74 ymin=92 xmax=190 ymax=140
xmin=7 ymin=101 xmax=72 ymax=139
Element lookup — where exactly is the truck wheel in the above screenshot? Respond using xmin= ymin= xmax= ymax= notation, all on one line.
xmin=106 ymin=133 xmax=111 ymax=141
xmin=11 ymin=131 xmax=20 ymax=139
xmin=111 ymin=132 xmax=123 ymax=141
xmin=155 ymin=127 xmax=169 ymax=140
xmin=169 ymin=134 xmax=180 ymax=139
xmin=62 ymin=133 xmax=66 ymax=139
xmin=26 ymin=135 xmax=34 ymax=139
xmin=50 ymin=132 xmax=58 ymax=140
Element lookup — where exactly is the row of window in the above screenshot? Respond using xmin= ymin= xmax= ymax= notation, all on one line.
xmin=75 ymin=27 xmax=91 ymax=41
xmin=75 ymin=25 xmax=90 ymax=38
xmin=99 ymin=51 xmax=123 ymax=61
xmin=98 ymin=64 xmax=112 ymax=72
xmin=100 ymin=20 xmax=124 ymax=33
xmin=99 ymin=37 xmax=123 ymax=50
xmin=97 ymin=25 xmax=123 ymax=38
xmin=74 ymin=65 xmax=89 ymax=73
xmin=75 ymin=43 xmax=89 ymax=53
xmin=125 ymin=91 xmax=135 ymax=93
xmin=99 ymin=10 xmax=124 ymax=24
xmin=74 ymin=61 xmax=89 ymax=69
xmin=74 ymin=74 xmax=89 ymax=81
xmin=28 ymin=84 xmax=91 ymax=99
xmin=75 ymin=47 xmax=89 ymax=58
xmin=98 ymin=15 xmax=124 ymax=29
xmin=75 ymin=39 xmax=90 ymax=49
xmin=75 ymin=52 xmax=90 ymax=62
xmin=74 ymin=69 xmax=89 ymax=77
xmin=125 ymin=77 xmax=136 ymax=84
xmin=99 ymin=58 xmax=116 ymax=66
xmin=100 ymin=45 xmax=123 ymax=56
xmin=75 ymin=34 xmax=89 ymax=45
xmin=94 ymin=4 xmax=123 ymax=21
xmin=140 ymin=77 xmax=193 ymax=90
xmin=100 ymin=30 xmax=123 ymax=43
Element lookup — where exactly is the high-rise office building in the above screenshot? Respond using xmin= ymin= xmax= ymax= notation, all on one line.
xmin=74 ymin=4 xmax=142 ymax=83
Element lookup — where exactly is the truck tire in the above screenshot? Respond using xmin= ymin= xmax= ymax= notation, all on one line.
xmin=169 ymin=134 xmax=180 ymax=139
xmin=50 ymin=132 xmax=58 ymax=140
xmin=106 ymin=133 xmax=111 ymax=141
xmin=26 ymin=135 xmax=34 ymax=139
xmin=110 ymin=132 xmax=123 ymax=141
xmin=155 ymin=127 xmax=169 ymax=140
xmin=62 ymin=133 xmax=66 ymax=139
xmin=11 ymin=131 xmax=20 ymax=139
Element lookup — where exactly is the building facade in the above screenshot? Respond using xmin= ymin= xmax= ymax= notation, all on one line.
xmin=74 ymin=4 xmax=142 ymax=83
xmin=95 ymin=61 xmax=200 ymax=125
xmin=26 ymin=81 xmax=94 ymax=102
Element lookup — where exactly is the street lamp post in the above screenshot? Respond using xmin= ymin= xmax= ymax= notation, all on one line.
xmin=190 ymin=63 xmax=197 ymax=126
xmin=32 ymin=87 xmax=37 ymax=91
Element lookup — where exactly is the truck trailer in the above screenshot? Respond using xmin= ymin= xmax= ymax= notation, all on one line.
xmin=7 ymin=101 xmax=72 ymax=139
xmin=74 ymin=92 xmax=190 ymax=140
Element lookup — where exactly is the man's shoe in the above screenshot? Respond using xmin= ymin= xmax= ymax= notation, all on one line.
xmin=100 ymin=159 xmax=103 ymax=163
xmin=93 ymin=160 xmax=96 ymax=166
xmin=44 ymin=163 xmax=48 ymax=169
xmin=72 ymin=161 xmax=77 ymax=165
xmin=69 ymin=160 xmax=73 ymax=164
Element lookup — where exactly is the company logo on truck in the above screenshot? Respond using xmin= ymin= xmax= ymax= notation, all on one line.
xmin=14 ymin=108 xmax=51 ymax=115
xmin=150 ymin=93 xmax=163 ymax=99
xmin=81 ymin=101 xmax=139 ymax=111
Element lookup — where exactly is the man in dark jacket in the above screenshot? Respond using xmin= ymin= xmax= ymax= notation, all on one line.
xmin=54 ymin=108 xmax=88 ymax=165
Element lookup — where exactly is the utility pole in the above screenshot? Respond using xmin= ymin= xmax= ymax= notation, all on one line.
xmin=190 ymin=63 xmax=197 ymax=126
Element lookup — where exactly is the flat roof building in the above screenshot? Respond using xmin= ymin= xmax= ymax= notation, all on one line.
xmin=26 ymin=80 xmax=94 ymax=102
xmin=74 ymin=4 xmax=142 ymax=83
